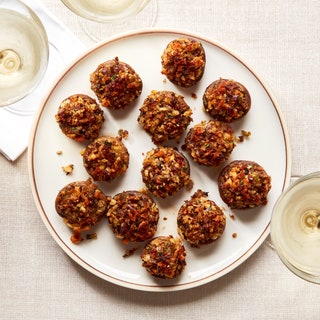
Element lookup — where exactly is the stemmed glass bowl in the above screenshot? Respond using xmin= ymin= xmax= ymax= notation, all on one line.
xmin=60 ymin=0 xmax=152 ymax=22
xmin=60 ymin=0 xmax=158 ymax=42
xmin=271 ymin=172 xmax=320 ymax=284
xmin=0 ymin=0 xmax=49 ymax=107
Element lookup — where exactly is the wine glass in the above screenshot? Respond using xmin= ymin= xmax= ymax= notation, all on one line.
xmin=0 ymin=0 xmax=49 ymax=107
xmin=271 ymin=172 xmax=320 ymax=284
xmin=60 ymin=0 xmax=158 ymax=42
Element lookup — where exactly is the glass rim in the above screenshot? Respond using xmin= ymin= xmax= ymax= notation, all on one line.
xmin=60 ymin=0 xmax=152 ymax=23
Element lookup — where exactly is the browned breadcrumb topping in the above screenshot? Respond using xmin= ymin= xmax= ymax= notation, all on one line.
xmin=191 ymin=92 xmax=197 ymax=99
xmin=90 ymin=57 xmax=142 ymax=110
xmin=118 ymin=128 xmax=129 ymax=139
xmin=62 ymin=164 xmax=74 ymax=175
xmin=186 ymin=178 xmax=194 ymax=191
xmin=141 ymin=236 xmax=186 ymax=279
xmin=55 ymin=94 xmax=104 ymax=142
xmin=55 ymin=179 xmax=110 ymax=244
xmin=241 ymin=130 xmax=251 ymax=138
xmin=184 ymin=120 xmax=235 ymax=167
xmin=107 ymin=190 xmax=159 ymax=243
xmin=177 ymin=190 xmax=226 ymax=247
xmin=203 ymin=78 xmax=251 ymax=122
xmin=123 ymin=246 xmax=140 ymax=258
xmin=138 ymin=90 xmax=193 ymax=144
xmin=81 ymin=136 xmax=129 ymax=182
xmin=235 ymin=130 xmax=251 ymax=143
xmin=141 ymin=146 xmax=191 ymax=198
xmin=229 ymin=213 xmax=235 ymax=220
xmin=86 ymin=233 xmax=97 ymax=240
xmin=218 ymin=160 xmax=272 ymax=209
xmin=161 ymin=37 xmax=206 ymax=87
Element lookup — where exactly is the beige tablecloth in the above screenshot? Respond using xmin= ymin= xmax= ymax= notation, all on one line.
xmin=1 ymin=1 xmax=320 ymax=319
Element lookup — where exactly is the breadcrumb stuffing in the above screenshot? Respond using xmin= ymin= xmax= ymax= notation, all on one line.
xmin=177 ymin=189 xmax=226 ymax=247
xmin=141 ymin=236 xmax=186 ymax=278
xmin=161 ymin=37 xmax=206 ymax=87
xmin=141 ymin=146 xmax=191 ymax=198
xmin=62 ymin=164 xmax=74 ymax=175
xmin=218 ymin=160 xmax=271 ymax=209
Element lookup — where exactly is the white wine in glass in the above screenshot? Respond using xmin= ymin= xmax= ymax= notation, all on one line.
xmin=60 ymin=0 xmax=152 ymax=22
xmin=0 ymin=0 xmax=49 ymax=107
xmin=271 ymin=172 xmax=320 ymax=283
xmin=60 ymin=0 xmax=157 ymax=42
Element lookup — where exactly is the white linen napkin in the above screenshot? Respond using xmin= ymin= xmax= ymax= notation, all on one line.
xmin=0 ymin=0 xmax=85 ymax=161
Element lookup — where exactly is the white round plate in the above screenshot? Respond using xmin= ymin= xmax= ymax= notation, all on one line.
xmin=28 ymin=29 xmax=291 ymax=292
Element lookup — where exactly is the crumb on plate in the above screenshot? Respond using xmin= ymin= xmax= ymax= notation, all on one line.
xmin=62 ymin=164 xmax=74 ymax=175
